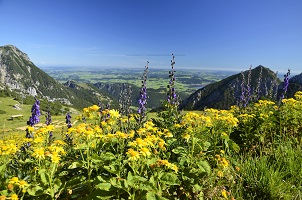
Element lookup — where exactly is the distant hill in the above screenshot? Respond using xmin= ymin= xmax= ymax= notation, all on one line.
xmin=2 ymin=45 xmax=301 ymax=112
xmin=180 ymin=66 xmax=282 ymax=110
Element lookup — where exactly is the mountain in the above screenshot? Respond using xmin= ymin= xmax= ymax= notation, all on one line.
xmin=287 ymin=73 xmax=302 ymax=97
xmin=0 ymin=45 xmax=75 ymax=104
xmin=0 ymin=45 xmax=109 ymax=109
xmin=180 ymin=66 xmax=281 ymax=110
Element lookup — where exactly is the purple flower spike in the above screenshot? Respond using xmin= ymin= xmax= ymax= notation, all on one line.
xmin=167 ymin=54 xmax=179 ymax=106
xmin=26 ymin=98 xmax=41 ymax=139
xmin=66 ymin=112 xmax=72 ymax=129
xmin=280 ymin=69 xmax=290 ymax=101
xmin=137 ymin=61 xmax=149 ymax=122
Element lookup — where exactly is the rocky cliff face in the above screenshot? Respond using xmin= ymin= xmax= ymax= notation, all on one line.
xmin=0 ymin=45 xmax=71 ymax=104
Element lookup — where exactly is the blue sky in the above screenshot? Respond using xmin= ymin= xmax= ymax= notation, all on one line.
xmin=1 ymin=0 xmax=302 ymax=73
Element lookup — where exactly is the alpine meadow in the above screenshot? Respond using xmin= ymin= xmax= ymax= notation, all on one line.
xmin=1 ymin=45 xmax=302 ymax=200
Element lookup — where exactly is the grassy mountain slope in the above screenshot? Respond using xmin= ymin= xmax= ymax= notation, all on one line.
xmin=180 ymin=66 xmax=281 ymax=110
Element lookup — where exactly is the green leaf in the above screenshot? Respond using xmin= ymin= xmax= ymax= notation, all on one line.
xmin=101 ymin=152 xmax=116 ymax=161
xmin=96 ymin=175 xmax=110 ymax=183
xmin=66 ymin=175 xmax=86 ymax=188
xmin=58 ymin=170 xmax=69 ymax=177
xmin=196 ymin=160 xmax=211 ymax=174
xmin=27 ymin=185 xmax=44 ymax=196
xmin=127 ymin=172 xmax=153 ymax=191
xmin=160 ymin=172 xmax=180 ymax=186
xmin=87 ymin=188 xmax=116 ymax=200
xmin=0 ymin=163 xmax=6 ymax=175
xmin=230 ymin=140 xmax=240 ymax=153
xmin=68 ymin=161 xmax=83 ymax=169
xmin=172 ymin=147 xmax=187 ymax=155
xmin=103 ymin=164 xmax=119 ymax=175
xmin=146 ymin=191 xmax=168 ymax=200
xmin=95 ymin=182 xmax=112 ymax=191
xmin=39 ymin=169 xmax=50 ymax=185
xmin=53 ymin=179 xmax=62 ymax=191
xmin=192 ymin=184 xmax=202 ymax=193
xmin=203 ymin=141 xmax=211 ymax=151
xmin=110 ymin=177 xmax=128 ymax=190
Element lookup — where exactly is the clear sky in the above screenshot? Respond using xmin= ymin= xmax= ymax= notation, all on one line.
xmin=1 ymin=0 xmax=302 ymax=73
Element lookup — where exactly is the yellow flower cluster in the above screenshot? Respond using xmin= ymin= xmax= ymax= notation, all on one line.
xmin=182 ymin=112 xmax=212 ymax=127
xmin=8 ymin=176 xmax=29 ymax=195
xmin=294 ymin=91 xmax=302 ymax=100
xmin=254 ymin=100 xmax=275 ymax=107
xmin=152 ymin=159 xmax=178 ymax=172
xmin=215 ymin=154 xmax=229 ymax=168
xmin=0 ymin=139 xmax=18 ymax=156
xmin=237 ymin=113 xmax=255 ymax=123
xmin=31 ymin=139 xmax=66 ymax=164
xmin=205 ymin=109 xmax=239 ymax=127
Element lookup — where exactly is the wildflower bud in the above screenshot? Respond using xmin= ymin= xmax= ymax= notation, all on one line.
xmin=68 ymin=189 xmax=72 ymax=194
xmin=7 ymin=183 xmax=14 ymax=191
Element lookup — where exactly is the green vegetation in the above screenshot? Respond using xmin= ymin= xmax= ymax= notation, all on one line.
xmin=0 ymin=90 xmax=301 ymax=199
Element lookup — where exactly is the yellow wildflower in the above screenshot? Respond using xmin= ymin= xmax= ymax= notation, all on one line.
xmin=32 ymin=147 xmax=45 ymax=160
xmin=221 ymin=157 xmax=229 ymax=168
xmin=51 ymin=155 xmax=61 ymax=164
xmin=108 ymin=109 xmax=120 ymax=118
xmin=158 ymin=140 xmax=166 ymax=151
xmin=18 ymin=180 xmax=29 ymax=189
xmin=7 ymin=183 xmax=14 ymax=191
xmin=89 ymin=105 xmax=100 ymax=112
xmin=182 ymin=133 xmax=190 ymax=141
xmin=156 ymin=159 xmax=170 ymax=166
xmin=33 ymin=136 xmax=43 ymax=144
xmin=170 ymin=164 xmax=179 ymax=172
xmin=128 ymin=130 xmax=135 ymax=138
xmin=217 ymin=170 xmax=224 ymax=178
xmin=164 ymin=129 xmax=173 ymax=137
xmin=9 ymin=194 xmax=18 ymax=200
xmin=140 ymin=147 xmax=151 ymax=157
xmin=9 ymin=177 xmax=19 ymax=184
xmin=221 ymin=189 xmax=228 ymax=199
xmin=0 ymin=195 xmax=7 ymax=200
xmin=126 ymin=148 xmax=140 ymax=161
xmin=26 ymin=126 xmax=34 ymax=132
